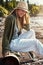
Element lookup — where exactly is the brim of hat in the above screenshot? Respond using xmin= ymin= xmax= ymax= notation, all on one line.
xmin=10 ymin=7 xmax=30 ymax=14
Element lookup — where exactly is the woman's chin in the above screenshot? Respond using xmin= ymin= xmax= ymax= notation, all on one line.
xmin=19 ymin=15 xmax=23 ymax=18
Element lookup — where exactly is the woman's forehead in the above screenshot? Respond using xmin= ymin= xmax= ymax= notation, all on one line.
xmin=16 ymin=9 xmax=26 ymax=13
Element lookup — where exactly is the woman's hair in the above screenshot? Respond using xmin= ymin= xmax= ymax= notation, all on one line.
xmin=16 ymin=13 xmax=30 ymax=31
xmin=25 ymin=13 xmax=30 ymax=24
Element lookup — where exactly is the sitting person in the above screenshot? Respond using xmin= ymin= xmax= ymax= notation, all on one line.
xmin=2 ymin=1 xmax=43 ymax=58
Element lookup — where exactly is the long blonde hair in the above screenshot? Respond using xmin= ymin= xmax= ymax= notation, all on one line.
xmin=16 ymin=13 xmax=30 ymax=31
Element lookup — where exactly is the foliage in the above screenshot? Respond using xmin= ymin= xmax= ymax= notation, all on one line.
xmin=0 ymin=10 xmax=4 ymax=17
xmin=4 ymin=0 xmax=17 ymax=12
xmin=0 ymin=0 xmax=40 ymax=16
xmin=8 ymin=1 xmax=13 ymax=8
xmin=7 ymin=1 xmax=13 ymax=11
xmin=29 ymin=4 xmax=39 ymax=16
xmin=31 ymin=6 xmax=39 ymax=15
xmin=12 ymin=0 xmax=16 ymax=8
xmin=0 ymin=5 xmax=9 ymax=17
xmin=0 ymin=0 xmax=4 ymax=6
xmin=8 ymin=0 xmax=16 ymax=8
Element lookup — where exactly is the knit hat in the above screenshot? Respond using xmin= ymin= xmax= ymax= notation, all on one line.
xmin=11 ymin=1 xmax=29 ymax=14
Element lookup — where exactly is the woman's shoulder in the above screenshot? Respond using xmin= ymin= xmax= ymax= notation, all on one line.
xmin=5 ymin=14 xmax=16 ymax=23
xmin=7 ymin=14 xmax=15 ymax=19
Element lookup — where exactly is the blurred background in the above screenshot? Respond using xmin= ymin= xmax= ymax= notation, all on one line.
xmin=0 ymin=0 xmax=43 ymax=57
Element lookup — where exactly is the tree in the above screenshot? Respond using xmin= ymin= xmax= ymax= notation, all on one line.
xmin=20 ymin=0 xmax=24 ymax=1
xmin=12 ymin=0 xmax=16 ymax=8
xmin=27 ymin=0 xmax=29 ymax=4
xmin=0 ymin=0 xmax=4 ymax=6
xmin=30 ymin=5 xmax=39 ymax=16
xmin=27 ymin=0 xmax=29 ymax=9
xmin=5 ymin=0 xmax=8 ymax=8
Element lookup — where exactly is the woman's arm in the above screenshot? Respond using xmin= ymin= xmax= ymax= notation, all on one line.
xmin=23 ymin=24 xmax=30 ymax=31
xmin=2 ymin=15 xmax=14 ymax=56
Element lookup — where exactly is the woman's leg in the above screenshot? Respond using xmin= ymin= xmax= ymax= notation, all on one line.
xmin=36 ymin=39 xmax=43 ymax=55
xmin=10 ymin=39 xmax=43 ymax=55
xmin=19 ymin=29 xmax=36 ymax=39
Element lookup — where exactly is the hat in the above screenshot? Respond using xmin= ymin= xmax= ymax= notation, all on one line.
xmin=11 ymin=1 xmax=29 ymax=14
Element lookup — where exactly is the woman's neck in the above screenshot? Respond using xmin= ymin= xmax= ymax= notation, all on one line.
xmin=19 ymin=17 xmax=24 ymax=27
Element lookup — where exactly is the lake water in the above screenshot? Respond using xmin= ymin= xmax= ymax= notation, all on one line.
xmin=0 ymin=16 xmax=43 ymax=27
xmin=30 ymin=16 xmax=43 ymax=26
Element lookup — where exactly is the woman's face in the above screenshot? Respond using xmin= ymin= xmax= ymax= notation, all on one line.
xmin=16 ymin=9 xmax=26 ymax=18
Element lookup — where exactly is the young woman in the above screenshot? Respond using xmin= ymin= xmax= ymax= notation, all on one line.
xmin=2 ymin=1 xmax=43 ymax=57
